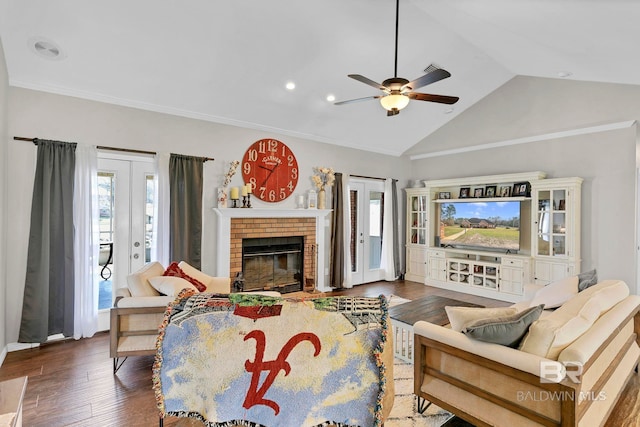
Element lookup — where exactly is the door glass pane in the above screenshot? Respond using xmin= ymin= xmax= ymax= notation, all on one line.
xmin=145 ymin=174 xmax=155 ymax=263
xmin=368 ymin=191 xmax=383 ymax=269
xmin=350 ymin=189 xmax=358 ymax=273
xmin=553 ymin=189 xmax=566 ymax=210
xmin=98 ymin=172 xmax=115 ymax=310
xmin=553 ymin=236 xmax=566 ymax=255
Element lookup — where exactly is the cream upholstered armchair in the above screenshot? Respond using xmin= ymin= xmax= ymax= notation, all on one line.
xmin=110 ymin=261 xmax=231 ymax=373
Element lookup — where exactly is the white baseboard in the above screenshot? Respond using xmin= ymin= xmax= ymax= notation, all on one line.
xmin=7 ymin=342 xmax=40 ymax=352
xmin=0 ymin=346 xmax=6 ymax=367
xmin=6 ymin=334 xmax=66 ymax=354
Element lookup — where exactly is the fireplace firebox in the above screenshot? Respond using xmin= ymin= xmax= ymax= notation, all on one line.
xmin=242 ymin=236 xmax=304 ymax=293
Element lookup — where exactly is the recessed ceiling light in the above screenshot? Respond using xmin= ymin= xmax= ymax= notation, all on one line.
xmin=28 ymin=36 xmax=66 ymax=60
xmin=558 ymin=71 xmax=573 ymax=78
xmin=285 ymin=81 xmax=296 ymax=90
xmin=326 ymin=94 xmax=336 ymax=102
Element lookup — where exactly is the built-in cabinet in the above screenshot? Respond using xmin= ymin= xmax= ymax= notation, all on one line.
xmin=405 ymin=172 xmax=581 ymax=302
xmin=405 ymin=189 xmax=433 ymax=282
xmin=530 ymin=178 xmax=582 ymax=284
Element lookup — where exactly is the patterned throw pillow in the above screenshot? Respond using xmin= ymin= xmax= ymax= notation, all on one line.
xmin=163 ymin=262 xmax=207 ymax=292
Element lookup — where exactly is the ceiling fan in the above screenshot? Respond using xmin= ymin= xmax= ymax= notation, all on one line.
xmin=335 ymin=0 xmax=459 ymax=116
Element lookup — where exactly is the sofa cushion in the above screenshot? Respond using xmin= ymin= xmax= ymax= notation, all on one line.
xmin=445 ymin=306 xmax=518 ymax=332
xmin=178 ymin=261 xmax=231 ymax=293
xmin=163 ymin=262 xmax=207 ymax=292
xmin=578 ymin=269 xmax=598 ymax=291
xmin=529 ymin=275 xmax=578 ymax=309
xmin=149 ymin=276 xmax=199 ymax=296
xmin=519 ymin=280 xmax=629 ymax=359
xmin=462 ymin=305 xmax=544 ymax=348
xmin=127 ymin=261 xmax=164 ymax=297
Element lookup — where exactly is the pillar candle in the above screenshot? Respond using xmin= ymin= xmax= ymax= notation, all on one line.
xmin=245 ymin=183 xmax=252 ymax=194
xmin=241 ymin=185 xmax=248 ymax=197
xmin=230 ymin=186 xmax=239 ymax=200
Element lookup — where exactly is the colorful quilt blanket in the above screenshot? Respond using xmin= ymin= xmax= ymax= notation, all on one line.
xmin=153 ymin=292 xmax=393 ymax=427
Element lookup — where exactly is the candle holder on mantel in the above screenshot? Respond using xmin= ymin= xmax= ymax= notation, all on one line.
xmin=230 ymin=186 xmax=240 ymax=207
xmin=243 ymin=193 xmax=252 ymax=208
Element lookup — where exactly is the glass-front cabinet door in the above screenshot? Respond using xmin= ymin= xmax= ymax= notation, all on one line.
xmin=531 ymin=177 xmax=582 ymax=285
xmin=536 ymin=189 xmax=567 ymax=256
xmin=409 ymin=193 xmax=428 ymax=246
xmin=405 ymin=188 xmax=431 ymax=283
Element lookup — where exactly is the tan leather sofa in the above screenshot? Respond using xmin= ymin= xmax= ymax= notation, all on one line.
xmin=414 ymin=280 xmax=640 ymax=427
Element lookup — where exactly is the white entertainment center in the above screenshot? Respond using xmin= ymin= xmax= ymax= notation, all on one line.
xmin=405 ymin=171 xmax=582 ymax=302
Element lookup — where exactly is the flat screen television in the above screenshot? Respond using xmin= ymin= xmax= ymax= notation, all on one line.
xmin=438 ymin=201 xmax=521 ymax=253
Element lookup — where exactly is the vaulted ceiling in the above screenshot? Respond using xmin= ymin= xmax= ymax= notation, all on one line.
xmin=1 ymin=0 xmax=638 ymax=156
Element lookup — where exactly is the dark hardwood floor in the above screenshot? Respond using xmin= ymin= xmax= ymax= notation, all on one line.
xmin=0 ymin=281 xmax=637 ymax=426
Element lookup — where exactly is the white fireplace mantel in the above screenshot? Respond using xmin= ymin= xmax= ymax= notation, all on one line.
xmin=212 ymin=208 xmax=332 ymax=290
xmin=213 ymin=208 xmax=332 ymax=219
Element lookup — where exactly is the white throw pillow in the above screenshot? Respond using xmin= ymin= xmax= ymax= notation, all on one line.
xmin=445 ymin=306 xmax=518 ymax=332
xmin=529 ymin=275 xmax=579 ymax=309
xmin=519 ymin=280 xmax=629 ymax=359
xmin=126 ymin=261 xmax=165 ymax=297
xmin=148 ymin=276 xmax=198 ymax=296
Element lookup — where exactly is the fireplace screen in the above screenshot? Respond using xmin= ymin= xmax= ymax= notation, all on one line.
xmin=242 ymin=236 xmax=304 ymax=293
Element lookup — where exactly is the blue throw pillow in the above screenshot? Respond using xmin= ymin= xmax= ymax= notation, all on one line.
xmin=577 ymin=269 xmax=598 ymax=291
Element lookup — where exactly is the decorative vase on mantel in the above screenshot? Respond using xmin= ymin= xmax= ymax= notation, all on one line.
xmin=318 ymin=187 xmax=326 ymax=210
xmin=217 ymin=188 xmax=228 ymax=208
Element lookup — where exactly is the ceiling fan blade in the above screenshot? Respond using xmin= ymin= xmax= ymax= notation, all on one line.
xmin=408 ymin=92 xmax=459 ymax=105
xmin=348 ymin=74 xmax=387 ymax=91
xmin=334 ymin=95 xmax=381 ymax=106
xmin=402 ymin=68 xmax=451 ymax=91
xmin=387 ymin=108 xmax=400 ymax=117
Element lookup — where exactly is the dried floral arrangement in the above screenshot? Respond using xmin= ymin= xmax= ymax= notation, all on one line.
xmin=222 ymin=160 xmax=240 ymax=187
xmin=312 ymin=167 xmax=335 ymax=190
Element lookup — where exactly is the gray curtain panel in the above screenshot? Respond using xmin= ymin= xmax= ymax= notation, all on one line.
xmin=330 ymin=172 xmax=344 ymax=289
xmin=19 ymin=139 xmax=76 ymax=343
xmin=169 ymin=154 xmax=205 ymax=269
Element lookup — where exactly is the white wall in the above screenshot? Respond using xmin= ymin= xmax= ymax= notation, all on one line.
xmin=410 ymin=76 xmax=640 ymax=293
xmin=5 ymin=87 xmax=411 ymax=344
xmin=0 ymin=36 xmax=9 ymax=360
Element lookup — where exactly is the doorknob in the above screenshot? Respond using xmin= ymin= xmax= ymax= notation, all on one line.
xmin=133 ymin=253 xmax=139 ymax=259
xmin=134 ymin=242 xmax=141 ymax=247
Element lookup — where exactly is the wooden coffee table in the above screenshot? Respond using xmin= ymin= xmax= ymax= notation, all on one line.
xmin=388 ymin=295 xmax=483 ymax=363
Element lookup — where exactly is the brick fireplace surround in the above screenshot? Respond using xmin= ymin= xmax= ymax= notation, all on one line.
xmin=231 ymin=217 xmax=316 ymax=291
xmin=213 ymin=209 xmax=332 ymax=292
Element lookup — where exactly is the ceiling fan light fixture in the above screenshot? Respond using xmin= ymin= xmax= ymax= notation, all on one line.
xmin=380 ymin=94 xmax=409 ymax=111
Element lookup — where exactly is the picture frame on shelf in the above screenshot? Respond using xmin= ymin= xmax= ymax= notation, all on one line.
xmin=558 ymin=199 xmax=566 ymax=210
xmin=485 ymin=185 xmax=497 ymax=198
xmin=439 ymin=191 xmax=451 ymax=199
xmin=473 ymin=188 xmax=484 ymax=198
xmin=499 ymin=186 xmax=511 ymax=197
xmin=512 ymin=181 xmax=530 ymax=197
xmin=459 ymin=187 xmax=470 ymax=198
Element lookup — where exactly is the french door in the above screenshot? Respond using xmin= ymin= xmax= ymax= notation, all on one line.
xmin=97 ymin=155 xmax=156 ymax=330
xmin=349 ymin=179 xmax=385 ymax=285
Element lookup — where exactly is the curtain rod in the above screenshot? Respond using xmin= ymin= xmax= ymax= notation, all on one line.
xmin=350 ymin=174 xmax=392 ymax=181
xmin=13 ymin=136 xmax=214 ymax=162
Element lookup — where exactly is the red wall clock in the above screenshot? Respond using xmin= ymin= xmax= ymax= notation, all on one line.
xmin=242 ymin=139 xmax=299 ymax=202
